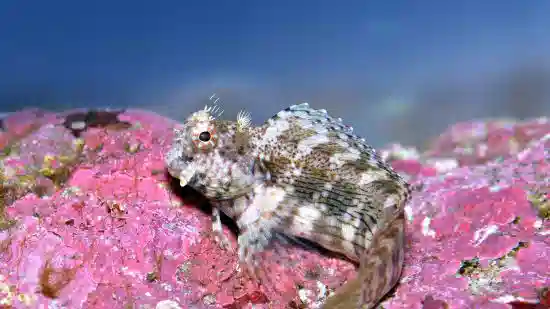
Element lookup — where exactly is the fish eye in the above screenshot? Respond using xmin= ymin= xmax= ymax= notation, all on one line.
xmin=191 ymin=124 xmax=218 ymax=152
xmin=199 ymin=131 xmax=211 ymax=142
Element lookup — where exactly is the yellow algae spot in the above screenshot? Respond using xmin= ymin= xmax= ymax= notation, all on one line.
xmin=39 ymin=154 xmax=57 ymax=178
xmin=0 ymin=280 xmax=14 ymax=306
xmin=73 ymin=138 xmax=85 ymax=153
xmin=39 ymin=153 xmax=77 ymax=188
xmin=124 ymin=142 xmax=141 ymax=154
xmin=17 ymin=293 xmax=36 ymax=306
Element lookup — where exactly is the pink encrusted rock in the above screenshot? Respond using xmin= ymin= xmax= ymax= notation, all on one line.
xmin=425 ymin=117 xmax=550 ymax=167
xmin=0 ymin=123 xmax=82 ymax=210
xmin=0 ymin=108 xmax=60 ymax=139
xmin=0 ymin=108 xmax=549 ymax=309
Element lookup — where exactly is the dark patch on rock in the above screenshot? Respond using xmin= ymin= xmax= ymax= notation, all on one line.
xmin=63 ymin=109 xmax=132 ymax=137
xmin=422 ymin=295 xmax=449 ymax=309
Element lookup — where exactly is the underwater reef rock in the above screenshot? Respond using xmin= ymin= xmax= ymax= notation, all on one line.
xmin=0 ymin=108 xmax=548 ymax=309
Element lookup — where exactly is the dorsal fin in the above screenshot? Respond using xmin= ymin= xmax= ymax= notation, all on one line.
xmin=265 ymin=103 xmax=380 ymax=160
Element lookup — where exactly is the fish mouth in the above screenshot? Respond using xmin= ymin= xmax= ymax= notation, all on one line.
xmin=178 ymin=163 xmax=197 ymax=187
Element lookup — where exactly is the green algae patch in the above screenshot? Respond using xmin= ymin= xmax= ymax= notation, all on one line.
xmin=527 ymin=190 xmax=550 ymax=220
xmin=457 ymin=241 xmax=529 ymax=295
xmin=0 ymin=168 xmax=16 ymax=231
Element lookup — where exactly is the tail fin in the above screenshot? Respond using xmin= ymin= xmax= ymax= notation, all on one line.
xmin=322 ymin=211 xmax=406 ymax=309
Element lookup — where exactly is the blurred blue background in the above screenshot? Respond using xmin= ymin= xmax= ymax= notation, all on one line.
xmin=1 ymin=0 xmax=549 ymax=146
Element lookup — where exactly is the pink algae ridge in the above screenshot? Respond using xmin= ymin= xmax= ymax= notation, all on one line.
xmin=0 ymin=108 xmax=548 ymax=309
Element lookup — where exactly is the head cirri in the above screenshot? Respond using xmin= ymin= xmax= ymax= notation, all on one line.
xmin=165 ymin=103 xmax=259 ymax=200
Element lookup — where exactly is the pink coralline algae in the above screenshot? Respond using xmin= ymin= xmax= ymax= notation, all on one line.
xmin=0 ymin=108 xmax=548 ymax=309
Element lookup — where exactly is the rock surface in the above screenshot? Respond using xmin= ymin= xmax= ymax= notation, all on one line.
xmin=0 ymin=108 xmax=548 ymax=309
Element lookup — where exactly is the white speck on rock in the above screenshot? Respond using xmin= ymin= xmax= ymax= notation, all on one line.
xmin=70 ymin=120 xmax=87 ymax=130
xmin=156 ymin=299 xmax=181 ymax=309
xmin=404 ymin=204 xmax=413 ymax=221
xmin=473 ymin=225 xmax=498 ymax=246
xmin=534 ymin=219 xmax=543 ymax=229
xmin=316 ymin=281 xmax=327 ymax=299
xmin=491 ymin=295 xmax=535 ymax=304
xmin=161 ymin=283 xmax=173 ymax=291
xmin=298 ymin=288 xmax=310 ymax=303
xmin=421 ymin=217 xmax=436 ymax=237
xmin=427 ymin=157 xmax=459 ymax=173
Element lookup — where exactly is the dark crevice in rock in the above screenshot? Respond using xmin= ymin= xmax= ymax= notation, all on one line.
xmin=509 ymin=301 xmax=548 ymax=309
xmin=166 ymin=171 xmax=240 ymax=236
